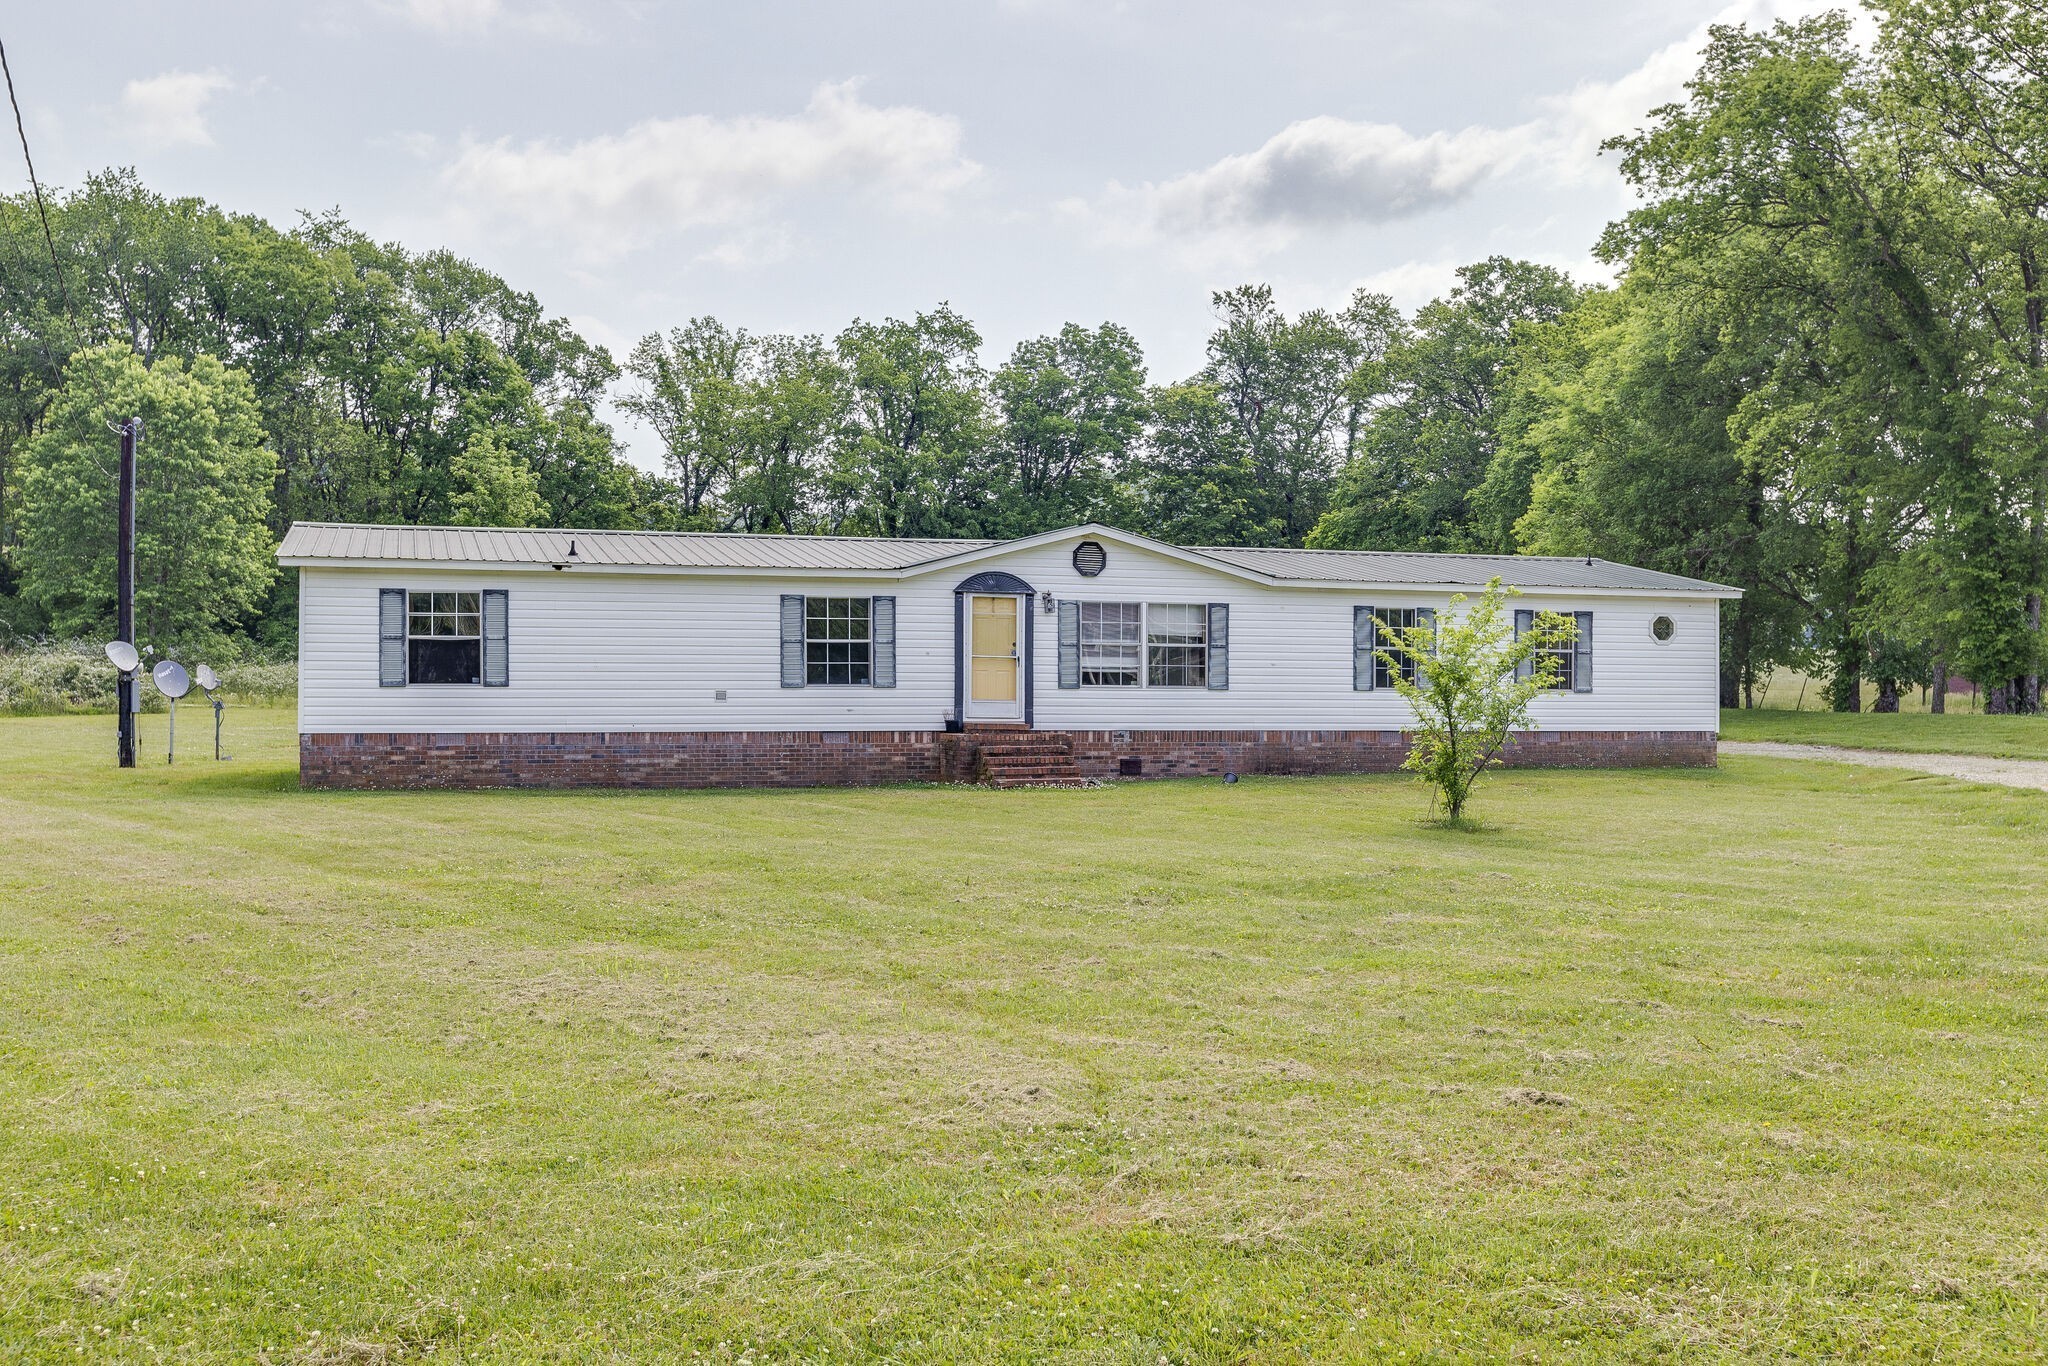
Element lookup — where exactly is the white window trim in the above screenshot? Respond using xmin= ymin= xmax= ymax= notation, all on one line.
xmin=1075 ymin=601 xmax=1211 ymax=689
xmin=803 ymin=595 xmax=875 ymax=687
xmin=405 ymin=589 xmax=483 ymax=686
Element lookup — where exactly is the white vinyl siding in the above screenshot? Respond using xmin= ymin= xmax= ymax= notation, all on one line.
xmin=297 ymin=537 xmax=1722 ymax=735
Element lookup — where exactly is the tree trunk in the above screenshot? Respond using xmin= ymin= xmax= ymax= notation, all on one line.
xmin=1931 ymin=661 xmax=1947 ymax=715
xmin=2028 ymin=593 xmax=2043 ymax=713
xmin=1873 ymin=679 xmax=1901 ymax=713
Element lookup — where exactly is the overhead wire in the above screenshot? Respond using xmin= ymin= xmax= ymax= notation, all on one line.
xmin=0 ymin=34 xmax=122 ymax=471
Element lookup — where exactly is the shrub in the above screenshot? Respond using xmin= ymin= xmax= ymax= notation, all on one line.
xmin=1376 ymin=578 xmax=1576 ymax=823
xmin=0 ymin=640 xmax=296 ymax=715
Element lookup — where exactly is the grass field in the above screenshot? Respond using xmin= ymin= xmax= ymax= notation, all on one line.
xmin=1720 ymin=708 xmax=2048 ymax=760
xmin=4 ymin=708 xmax=2047 ymax=1362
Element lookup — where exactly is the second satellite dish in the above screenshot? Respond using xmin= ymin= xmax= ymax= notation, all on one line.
xmin=152 ymin=660 xmax=191 ymax=699
xmin=105 ymin=640 xmax=139 ymax=672
xmin=195 ymin=664 xmax=220 ymax=692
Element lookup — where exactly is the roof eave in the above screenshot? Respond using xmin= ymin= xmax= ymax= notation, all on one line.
xmin=279 ymin=558 xmax=936 ymax=579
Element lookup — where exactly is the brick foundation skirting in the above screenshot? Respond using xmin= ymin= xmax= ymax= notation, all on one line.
xmin=299 ymin=728 xmax=1717 ymax=790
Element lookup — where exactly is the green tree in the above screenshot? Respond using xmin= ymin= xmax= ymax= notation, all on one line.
xmin=448 ymin=431 xmax=546 ymax=527
xmin=18 ymin=344 xmax=277 ymax=645
xmin=730 ymin=334 xmax=844 ymax=534
xmin=621 ymin=318 xmax=750 ymax=523
xmin=831 ymin=305 xmax=992 ymax=537
xmin=1312 ymin=258 xmax=1578 ymax=553
xmin=1376 ymin=579 xmax=1574 ymax=823
xmin=1503 ymin=281 xmax=1817 ymax=706
xmin=1132 ymin=382 xmax=1279 ymax=546
xmin=1601 ymin=11 xmax=2033 ymax=708
xmin=986 ymin=323 xmax=1147 ymax=535
xmin=1198 ymin=285 xmax=1398 ymax=545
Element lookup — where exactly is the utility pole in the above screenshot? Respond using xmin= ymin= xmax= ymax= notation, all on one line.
xmin=117 ymin=416 xmax=138 ymax=768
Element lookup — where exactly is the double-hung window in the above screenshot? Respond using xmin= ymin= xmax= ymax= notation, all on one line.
xmin=1078 ymin=602 xmax=1142 ymax=686
xmin=407 ymin=591 xmax=481 ymax=684
xmin=1374 ymin=607 xmax=1424 ymax=688
xmin=805 ymin=597 xmax=872 ymax=685
xmin=1063 ymin=601 xmax=1222 ymax=690
xmin=1514 ymin=608 xmax=1592 ymax=692
xmin=1542 ymin=631 xmax=1579 ymax=691
xmin=1145 ymin=603 xmax=1208 ymax=687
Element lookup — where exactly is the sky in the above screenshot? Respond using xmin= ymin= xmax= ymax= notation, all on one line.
xmin=5 ymin=0 xmax=1833 ymax=469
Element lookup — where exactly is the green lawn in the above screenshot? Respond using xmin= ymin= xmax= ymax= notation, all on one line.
xmin=1720 ymin=707 xmax=2048 ymax=760
xmin=4 ymin=709 xmax=2046 ymax=1362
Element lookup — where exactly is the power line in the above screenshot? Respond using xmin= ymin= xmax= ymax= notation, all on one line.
xmin=0 ymin=35 xmax=70 ymax=317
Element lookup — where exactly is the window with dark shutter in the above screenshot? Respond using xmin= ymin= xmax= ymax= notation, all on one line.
xmin=1353 ymin=605 xmax=1375 ymax=691
xmin=780 ymin=595 xmax=805 ymax=688
xmin=379 ymin=589 xmax=407 ymax=687
xmin=481 ymin=589 xmax=508 ymax=686
xmin=406 ymin=591 xmax=481 ymax=684
xmin=1415 ymin=606 xmax=1436 ymax=689
xmin=1573 ymin=611 xmax=1593 ymax=693
xmin=1206 ymin=603 xmax=1229 ymax=690
xmin=1372 ymin=608 xmax=1425 ymax=689
xmin=1057 ymin=600 xmax=1081 ymax=689
xmin=872 ymin=596 xmax=897 ymax=688
xmin=804 ymin=597 xmax=873 ymax=685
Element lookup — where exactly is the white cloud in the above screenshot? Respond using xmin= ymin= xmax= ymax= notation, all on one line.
xmin=437 ymin=81 xmax=981 ymax=262
xmin=119 ymin=70 xmax=232 ymax=148
xmin=1074 ymin=0 xmax=1861 ymax=255
xmin=1071 ymin=117 xmax=1537 ymax=263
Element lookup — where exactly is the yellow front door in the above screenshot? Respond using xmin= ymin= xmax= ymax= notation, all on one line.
xmin=968 ymin=595 xmax=1021 ymax=717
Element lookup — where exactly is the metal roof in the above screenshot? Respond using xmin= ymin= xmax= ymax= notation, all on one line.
xmin=277 ymin=523 xmax=995 ymax=572
xmin=1195 ymin=545 xmax=1735 ymax=594
xmin=277 ymin=522 xmax=1737 ymax=595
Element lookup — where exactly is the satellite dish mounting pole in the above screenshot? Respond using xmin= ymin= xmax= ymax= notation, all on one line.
xmin=116 ymin=417 xmax=139 ymax=768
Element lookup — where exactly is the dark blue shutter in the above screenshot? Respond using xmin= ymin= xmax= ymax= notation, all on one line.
xmin=1353 ymin=605 xmax=1375 ymax=690
xmin=1058 ymin=600 xmax=1080 ymax=689
xmin=1574 ymin=611 xmax=1594 ymax=692
xmin=780 ymin=595 xmax=805 ymax=688
xmin=1415 ymin=606 xmax=1436 ymax=689
xmin=1207 ymin=603 xmax=1229 ymax=689
xmin=379 ymin=588 xmax=407 ymax=687
xmin=872 ymin=596 xmax=896 ymax=688
xmin=481 ymin=589 xmax=508 ymax=686
xmin=1514 ymin=608 xmax=1535 ymax=682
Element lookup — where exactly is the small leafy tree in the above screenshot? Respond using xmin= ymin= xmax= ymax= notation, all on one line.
xmin=1376 ymin=577 xmax=1575 ymax=823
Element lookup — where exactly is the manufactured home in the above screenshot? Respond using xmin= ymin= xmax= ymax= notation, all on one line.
xmin=280 ymin=522 xmax=1738 ymax=789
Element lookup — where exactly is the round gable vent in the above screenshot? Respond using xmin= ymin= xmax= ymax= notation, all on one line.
xmin=1072 ymin=540 xmax=1107 ymax=577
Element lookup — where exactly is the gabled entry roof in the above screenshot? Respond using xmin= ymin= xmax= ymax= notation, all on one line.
xmin=277 ymin=521 xmax=1740 ymax=597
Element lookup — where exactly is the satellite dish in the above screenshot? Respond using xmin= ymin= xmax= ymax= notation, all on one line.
xmin=152 ymin=660 xmax=191 ymax=699
xmin=105 ymin=640 xmax=139 ymax=672
xmin=195 ymin=664 xmax=220 ymax=692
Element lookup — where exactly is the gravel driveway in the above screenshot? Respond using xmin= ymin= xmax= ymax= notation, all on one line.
xmin=1719 ymin=741 xmax=2048 ymax=792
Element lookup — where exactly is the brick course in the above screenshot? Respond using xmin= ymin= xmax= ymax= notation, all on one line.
xmin=300 ymin=727 xmax=1716 ymax=789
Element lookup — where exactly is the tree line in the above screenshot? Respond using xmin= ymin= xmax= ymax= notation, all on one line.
xmin=2 ymin=2 xmax=2045 ymax=711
